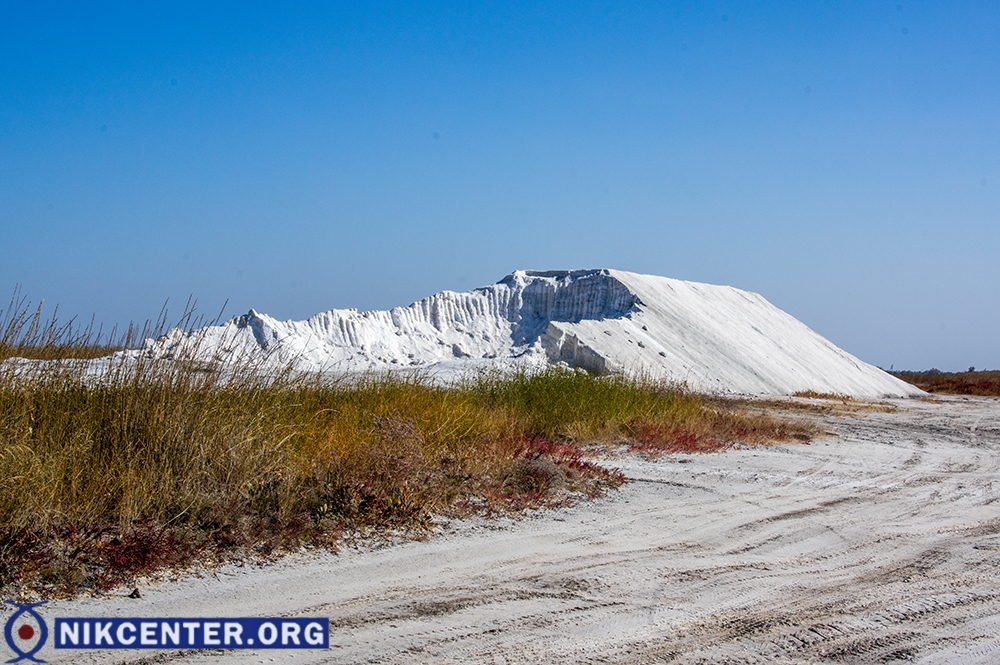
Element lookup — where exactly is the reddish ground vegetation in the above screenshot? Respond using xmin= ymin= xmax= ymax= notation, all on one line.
xmin=625 ymin=421 xmax=727 ymax=454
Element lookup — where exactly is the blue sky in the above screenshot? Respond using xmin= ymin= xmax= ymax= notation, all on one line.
xmin=2 ymin=1 xmax=998 ymax=370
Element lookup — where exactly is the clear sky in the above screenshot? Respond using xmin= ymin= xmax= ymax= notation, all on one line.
xmin=2 ymin=1 xmax=997 ymax=371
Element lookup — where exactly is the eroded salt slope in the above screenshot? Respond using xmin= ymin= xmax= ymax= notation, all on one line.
xmin=142 ymin=269 xmax=921 ymax=398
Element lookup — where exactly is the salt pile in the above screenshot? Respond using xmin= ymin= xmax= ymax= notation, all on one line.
xmin=144 ymin=269 xmax=921 ymax=398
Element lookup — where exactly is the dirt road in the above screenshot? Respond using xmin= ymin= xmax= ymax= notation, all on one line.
xmin=37 ymin=396 xmax=1000 ymax=663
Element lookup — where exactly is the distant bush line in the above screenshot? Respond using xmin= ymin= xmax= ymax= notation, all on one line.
xmin=890 ymin=369 xmax=1000 ymax=396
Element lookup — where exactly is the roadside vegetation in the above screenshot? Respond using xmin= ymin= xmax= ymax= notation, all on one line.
xmin=0 ymin=293 xmax=813 ymax=598
xmin=775 ymin=391 xmax=898 ymax=414
xmin=891 ymin=369 xmax=1000 ymax=396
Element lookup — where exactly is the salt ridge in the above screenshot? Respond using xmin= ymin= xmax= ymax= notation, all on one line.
xmin=143 ymin=269 xmax=921 ymax=398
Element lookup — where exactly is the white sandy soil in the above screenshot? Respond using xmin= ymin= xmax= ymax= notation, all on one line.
xmin=28 ymin=395 xmax=1000 ymax=664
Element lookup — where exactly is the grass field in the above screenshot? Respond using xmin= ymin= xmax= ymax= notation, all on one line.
xmin=0 ymin=295 xmax=814 ymax=598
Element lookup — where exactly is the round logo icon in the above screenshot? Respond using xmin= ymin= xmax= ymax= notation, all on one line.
xmin=4 ymin=601 xmax=48 ymax=664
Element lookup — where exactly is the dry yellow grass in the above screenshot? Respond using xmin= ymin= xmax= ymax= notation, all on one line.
xmin=0 ymin=293 xmax=814 ymax=597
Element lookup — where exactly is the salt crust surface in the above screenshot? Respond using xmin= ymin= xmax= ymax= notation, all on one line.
xmin=141 ymin=269 xmax=921 ymax=398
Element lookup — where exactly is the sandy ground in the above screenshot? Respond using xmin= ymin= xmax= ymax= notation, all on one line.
xmin=27 ymin=395 xmax=1000 ymax=664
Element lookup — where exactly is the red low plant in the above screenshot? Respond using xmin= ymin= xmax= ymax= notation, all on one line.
xmin=625 ymin=420 xmax=727 ymax=454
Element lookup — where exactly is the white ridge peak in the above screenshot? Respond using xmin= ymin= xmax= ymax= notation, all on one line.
xmin=142 ymin=269 xmax=921 ymax=398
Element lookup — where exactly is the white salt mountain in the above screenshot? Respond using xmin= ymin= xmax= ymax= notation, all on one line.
xmin=144 ymin=269 xmax=921 ymax=398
